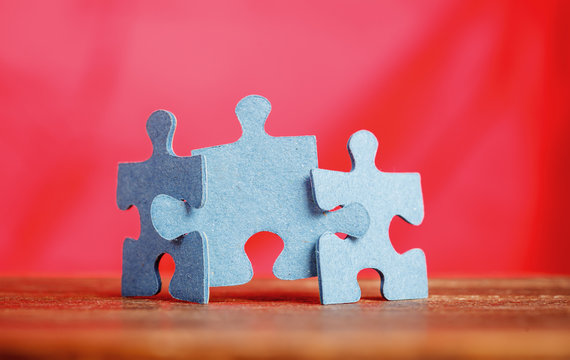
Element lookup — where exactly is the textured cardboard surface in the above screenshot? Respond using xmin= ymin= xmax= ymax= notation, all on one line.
xmin=152 ymin=95 xmax=369 ymax=287
xmin=311 ymin=130 xmax=427 ymax=304
xmin=116 ymin=110 xmax=209 ymax=303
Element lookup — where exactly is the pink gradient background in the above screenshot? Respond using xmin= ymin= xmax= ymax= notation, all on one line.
xmin=0 ymin=1 xmax=568 ymax=278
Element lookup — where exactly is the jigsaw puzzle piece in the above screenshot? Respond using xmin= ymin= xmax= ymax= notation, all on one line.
xmin=153 ymin=193 xmax=370 ymax=281
xmin=117 ymin=110 xmax=209 ymax=303
xmin=151 ymin=95 xmax=371 ymax=287
xmin=311 ymin=130 xmax=427 ymax=304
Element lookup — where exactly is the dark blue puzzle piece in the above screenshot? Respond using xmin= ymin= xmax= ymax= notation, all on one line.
xmin=117 ymin=110 xmax=209 ymax=303
xmin=311 ymin=130 xmax=427 ymax=304
xmin=151 ymin=95 xmax=370 ymax=287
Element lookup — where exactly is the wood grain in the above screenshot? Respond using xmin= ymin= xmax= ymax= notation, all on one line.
xmin=0 ymin=277 xmax=568 ymax=359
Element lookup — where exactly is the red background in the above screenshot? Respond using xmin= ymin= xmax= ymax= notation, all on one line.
xmin=1 ymin=1 xmax=569 ymax=278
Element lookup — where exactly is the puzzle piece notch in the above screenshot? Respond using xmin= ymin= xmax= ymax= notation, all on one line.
xmin=122 ymin=232 xmax=209 ymax=303
xmin=117 ymin=110 xmax=209 ymax=303
xmin=151 ymin=95 xmax=372 ymax=287
xmin=311 ymin=130 xmax=427 ymax=305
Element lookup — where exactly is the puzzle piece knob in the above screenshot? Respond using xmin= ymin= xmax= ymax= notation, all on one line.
xmin=146 ymin=110 xmax=176 ymax=156
xmin=235 ymin=95 xmax=271 ymax=139
xmin=348 ymin=130 xmax=378 ymax=171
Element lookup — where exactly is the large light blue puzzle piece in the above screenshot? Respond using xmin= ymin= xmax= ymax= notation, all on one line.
xmin=310 ymin=130 xmax=427 ymax=304
xmin=117 ymin=110 xmax=209 ymax=303
xmin=151 ymin=95 xmax=370 ymax=287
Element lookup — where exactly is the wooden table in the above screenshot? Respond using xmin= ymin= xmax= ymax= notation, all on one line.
xmin=0 ymin=277 xmax=568 ymax=359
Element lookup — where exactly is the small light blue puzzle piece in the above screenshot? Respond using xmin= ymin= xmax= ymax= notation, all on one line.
xmin=151 ymin=95 xmax=370 ymax=287
xmin=117 ymin=110 xmax=209 ymax=303
xmin=311 ymin=130 xmax=427 ymax=304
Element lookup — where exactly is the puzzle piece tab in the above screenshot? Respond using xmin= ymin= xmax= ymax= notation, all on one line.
xmin=117 ymin=110 xmax=209 ymax=303
xmin=151 ymin=95 xmax=370 ymax=287
xmin=311 ymin=130 xmax=426 ymax=304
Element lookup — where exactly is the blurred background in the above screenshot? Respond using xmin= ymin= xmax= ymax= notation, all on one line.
xmin=0 ymin=1 xmax=568 ymax=279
